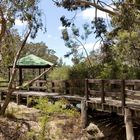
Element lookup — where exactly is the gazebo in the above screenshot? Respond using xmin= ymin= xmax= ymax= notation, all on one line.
xmin=8 ymin=54 xmax=53 ymax=86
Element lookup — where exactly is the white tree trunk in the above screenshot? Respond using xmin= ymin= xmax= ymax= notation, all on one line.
xmin=124 ymin=108 xmax=135 ymax=140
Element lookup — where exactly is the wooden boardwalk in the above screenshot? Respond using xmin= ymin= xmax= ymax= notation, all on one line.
xmin=0 ymin=79 xmax=140 ymax=139
xmin=0 ymin=79 xmax=140 ymax=117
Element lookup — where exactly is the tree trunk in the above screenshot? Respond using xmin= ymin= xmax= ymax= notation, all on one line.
xmin=0 ymin=30 xmax=31 ymax=116
xmin=81 ymin=100 xmax=87 ymax=128
xmin=124 ymin=108 xmax=134 ymax=140
xmin=0 ymin=90 xmax=13 ymax=115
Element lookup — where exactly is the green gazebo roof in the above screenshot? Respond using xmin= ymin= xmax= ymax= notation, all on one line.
xmin=16 ymin=54 xmax=53 ymax=67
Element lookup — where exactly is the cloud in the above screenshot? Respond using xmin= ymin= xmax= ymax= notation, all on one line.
xmin=47 ymin=34 xmax=52 ymax=38
xmin=15 ymin=19 xmax=27 ymax=26
xmin=78 ymin=5 xmax=116 ymax=20
xmin=79 ymin=42 xmax=101 ymax=52
xmin=58 ymin=26 xmax=70 ymax=30
xmin=80 ymin=8 xmax=108 ymax=20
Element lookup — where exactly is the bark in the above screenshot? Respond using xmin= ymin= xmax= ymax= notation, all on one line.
xmin=81 ymin=100 xmax=87 ymax=128
xmin=74 ymin=0 xmax=118 ymax=16
xmin=0 ymin=7 xmax=6 ymax=43
xmin=124 ymin=108 xmax=134 ymax=140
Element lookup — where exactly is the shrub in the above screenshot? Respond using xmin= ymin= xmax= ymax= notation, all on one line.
xmin=48 ymin=66 xmax=70 ymax=80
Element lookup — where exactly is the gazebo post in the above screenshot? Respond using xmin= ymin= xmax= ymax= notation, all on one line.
xmin=39 ymin=68 xmax=41 ymax=76
xmin=19 ymin=67 xmax=23 ymax=86
xmin=44 ymin=68 xmax=46 ymax=80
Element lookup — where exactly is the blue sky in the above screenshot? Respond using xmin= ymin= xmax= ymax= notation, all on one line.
xmin=15 ymin=0 xmax=113 ymax=65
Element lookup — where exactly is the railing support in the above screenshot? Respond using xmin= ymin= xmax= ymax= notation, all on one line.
xmin=85 ymin=79 xmax=89 ymax=100
xmin=121 ymin=80 xmax=126 ymax=108
xmin=51 ymin=81 xmax=55 ymax=92
xmin=101 ymin=80 xmax=105 ymax=103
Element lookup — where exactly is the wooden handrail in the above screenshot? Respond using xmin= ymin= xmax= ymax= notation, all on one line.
xmin=85 ymin=79 xmax=140 ymax=106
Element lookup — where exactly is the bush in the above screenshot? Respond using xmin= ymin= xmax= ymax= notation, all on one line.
xmin=48 ymin=66 xmax=70 ymax=80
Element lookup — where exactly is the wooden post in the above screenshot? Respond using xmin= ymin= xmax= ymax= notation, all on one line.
xmin=65 ymin=81 xmax=70 ymax=94
xmin=0 ymin=92 xmax=4 ymax=101
xmin=101 ymin=80 xmax=105 ymax=103
xmin=81 ymin=100 xmax=87 ymax=129
xmin=16 ymin=94 xmax=21 ymax=105
xmin=63 ymin=80 xmax=66 ymax=94
xmin=121 ymin=80 xmax=125 ymax=108
xmin=51 ymin=81 xmax=55 ymax=92
xmin=85 ymin=79 xmax=89 ymax=100
xmin=124 ymin=108 xmax=134 ymax=140
xmin=39 ymin=68 xmax=41 ymax=75
xmin=27 ymin=95 xmax=30 ymax=107
xmin=19 ymin=68 xmax=23 ymax=86
xmin=63 ymin=80 xmax=70 ymax=94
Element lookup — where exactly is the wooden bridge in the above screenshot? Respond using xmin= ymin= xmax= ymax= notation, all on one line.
xmin=0 ymin=79 xmax=140 ymax=139
xmin=0 ymin=79 xmax=140 ymax=114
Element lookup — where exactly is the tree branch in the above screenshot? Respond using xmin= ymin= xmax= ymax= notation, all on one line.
xmin=8 ymin=30 xmax=31 ymax=90
xmin=75 ymin=0 xmax=118 ymax=15
xmin=74 ymin=36 xmax=93 ymax=67
xmin=0 ymin=30 xmax=31 ymax=115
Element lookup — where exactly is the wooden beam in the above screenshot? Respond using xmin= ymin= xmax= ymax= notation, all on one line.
xmin=16 ymin=94 xmax=20 ymax=105
xmin=85 ymin=79 xmax=89 ymax=100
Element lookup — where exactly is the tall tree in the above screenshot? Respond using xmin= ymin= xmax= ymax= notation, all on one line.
xmin=54 ymin=0 xmax=140 ymax=78
xmin=0 ymin=0 xmax=45 ymax=115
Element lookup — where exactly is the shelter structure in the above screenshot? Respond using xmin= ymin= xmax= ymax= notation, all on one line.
xmin=8 ymin=54 xmax=53 ymax=86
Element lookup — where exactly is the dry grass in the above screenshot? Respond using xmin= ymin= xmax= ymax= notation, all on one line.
xmin=0 ymin=102 xmax=86 ymax=140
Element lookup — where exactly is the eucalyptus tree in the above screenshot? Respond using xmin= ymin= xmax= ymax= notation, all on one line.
xmin=23 ymin=42 xmax=58 ymax=63
xmin=0 ymin=0 xmax=46 ymax=115
xmin=53 ymin=0 xmax=140 ymax=78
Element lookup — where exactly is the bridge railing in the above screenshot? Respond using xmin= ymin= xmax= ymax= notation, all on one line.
xmin=0 ymin=81 xmax=9 ymax=88
xmin=46 ymin=79 xmax=85 ymax=95
xmin=85 ymin=79 xmax=140 ymax=107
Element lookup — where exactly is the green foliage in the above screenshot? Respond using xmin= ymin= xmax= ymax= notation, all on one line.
xmin=32 ymin=98 xmax=79 ymax=140
xmin=35 ymin=98 xmax=79 ymax=118
xmin=48 ymin=66 xmax=70 ymax=80
xmin=55 ymin=0 xmax=140 ymax=80
xmin=69 ymin=62 xmax=90 ymax=79
xmin=22 ymin=42 xmax=58 ymax=63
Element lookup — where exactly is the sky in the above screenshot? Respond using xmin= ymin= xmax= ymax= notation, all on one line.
xmin=15 ymin=0 xmax=112 ymax=65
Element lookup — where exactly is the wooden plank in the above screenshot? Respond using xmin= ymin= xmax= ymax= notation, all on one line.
xmin=105 ymin=79 xmax=122 ymax=84
xmin=105 ymin=91 xmax=121 ymax=97
xmin=125 ymin=89 xmax=140 ymax=95
xmin=125 ymin=80 xmax=140 ymax=85
xmin=88 ymin=90 xmax=101 ymax=97
xmin=29 ymin=86 xmax=47 ymax=91
xmin=87 ymin=79 xmax=102 ymax=84
xmin=126 ymin=95 xmax=140 ymax=100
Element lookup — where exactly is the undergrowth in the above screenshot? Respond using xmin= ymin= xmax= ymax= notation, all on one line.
xmin=27 ymin=98 xmax=80 ymax=140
